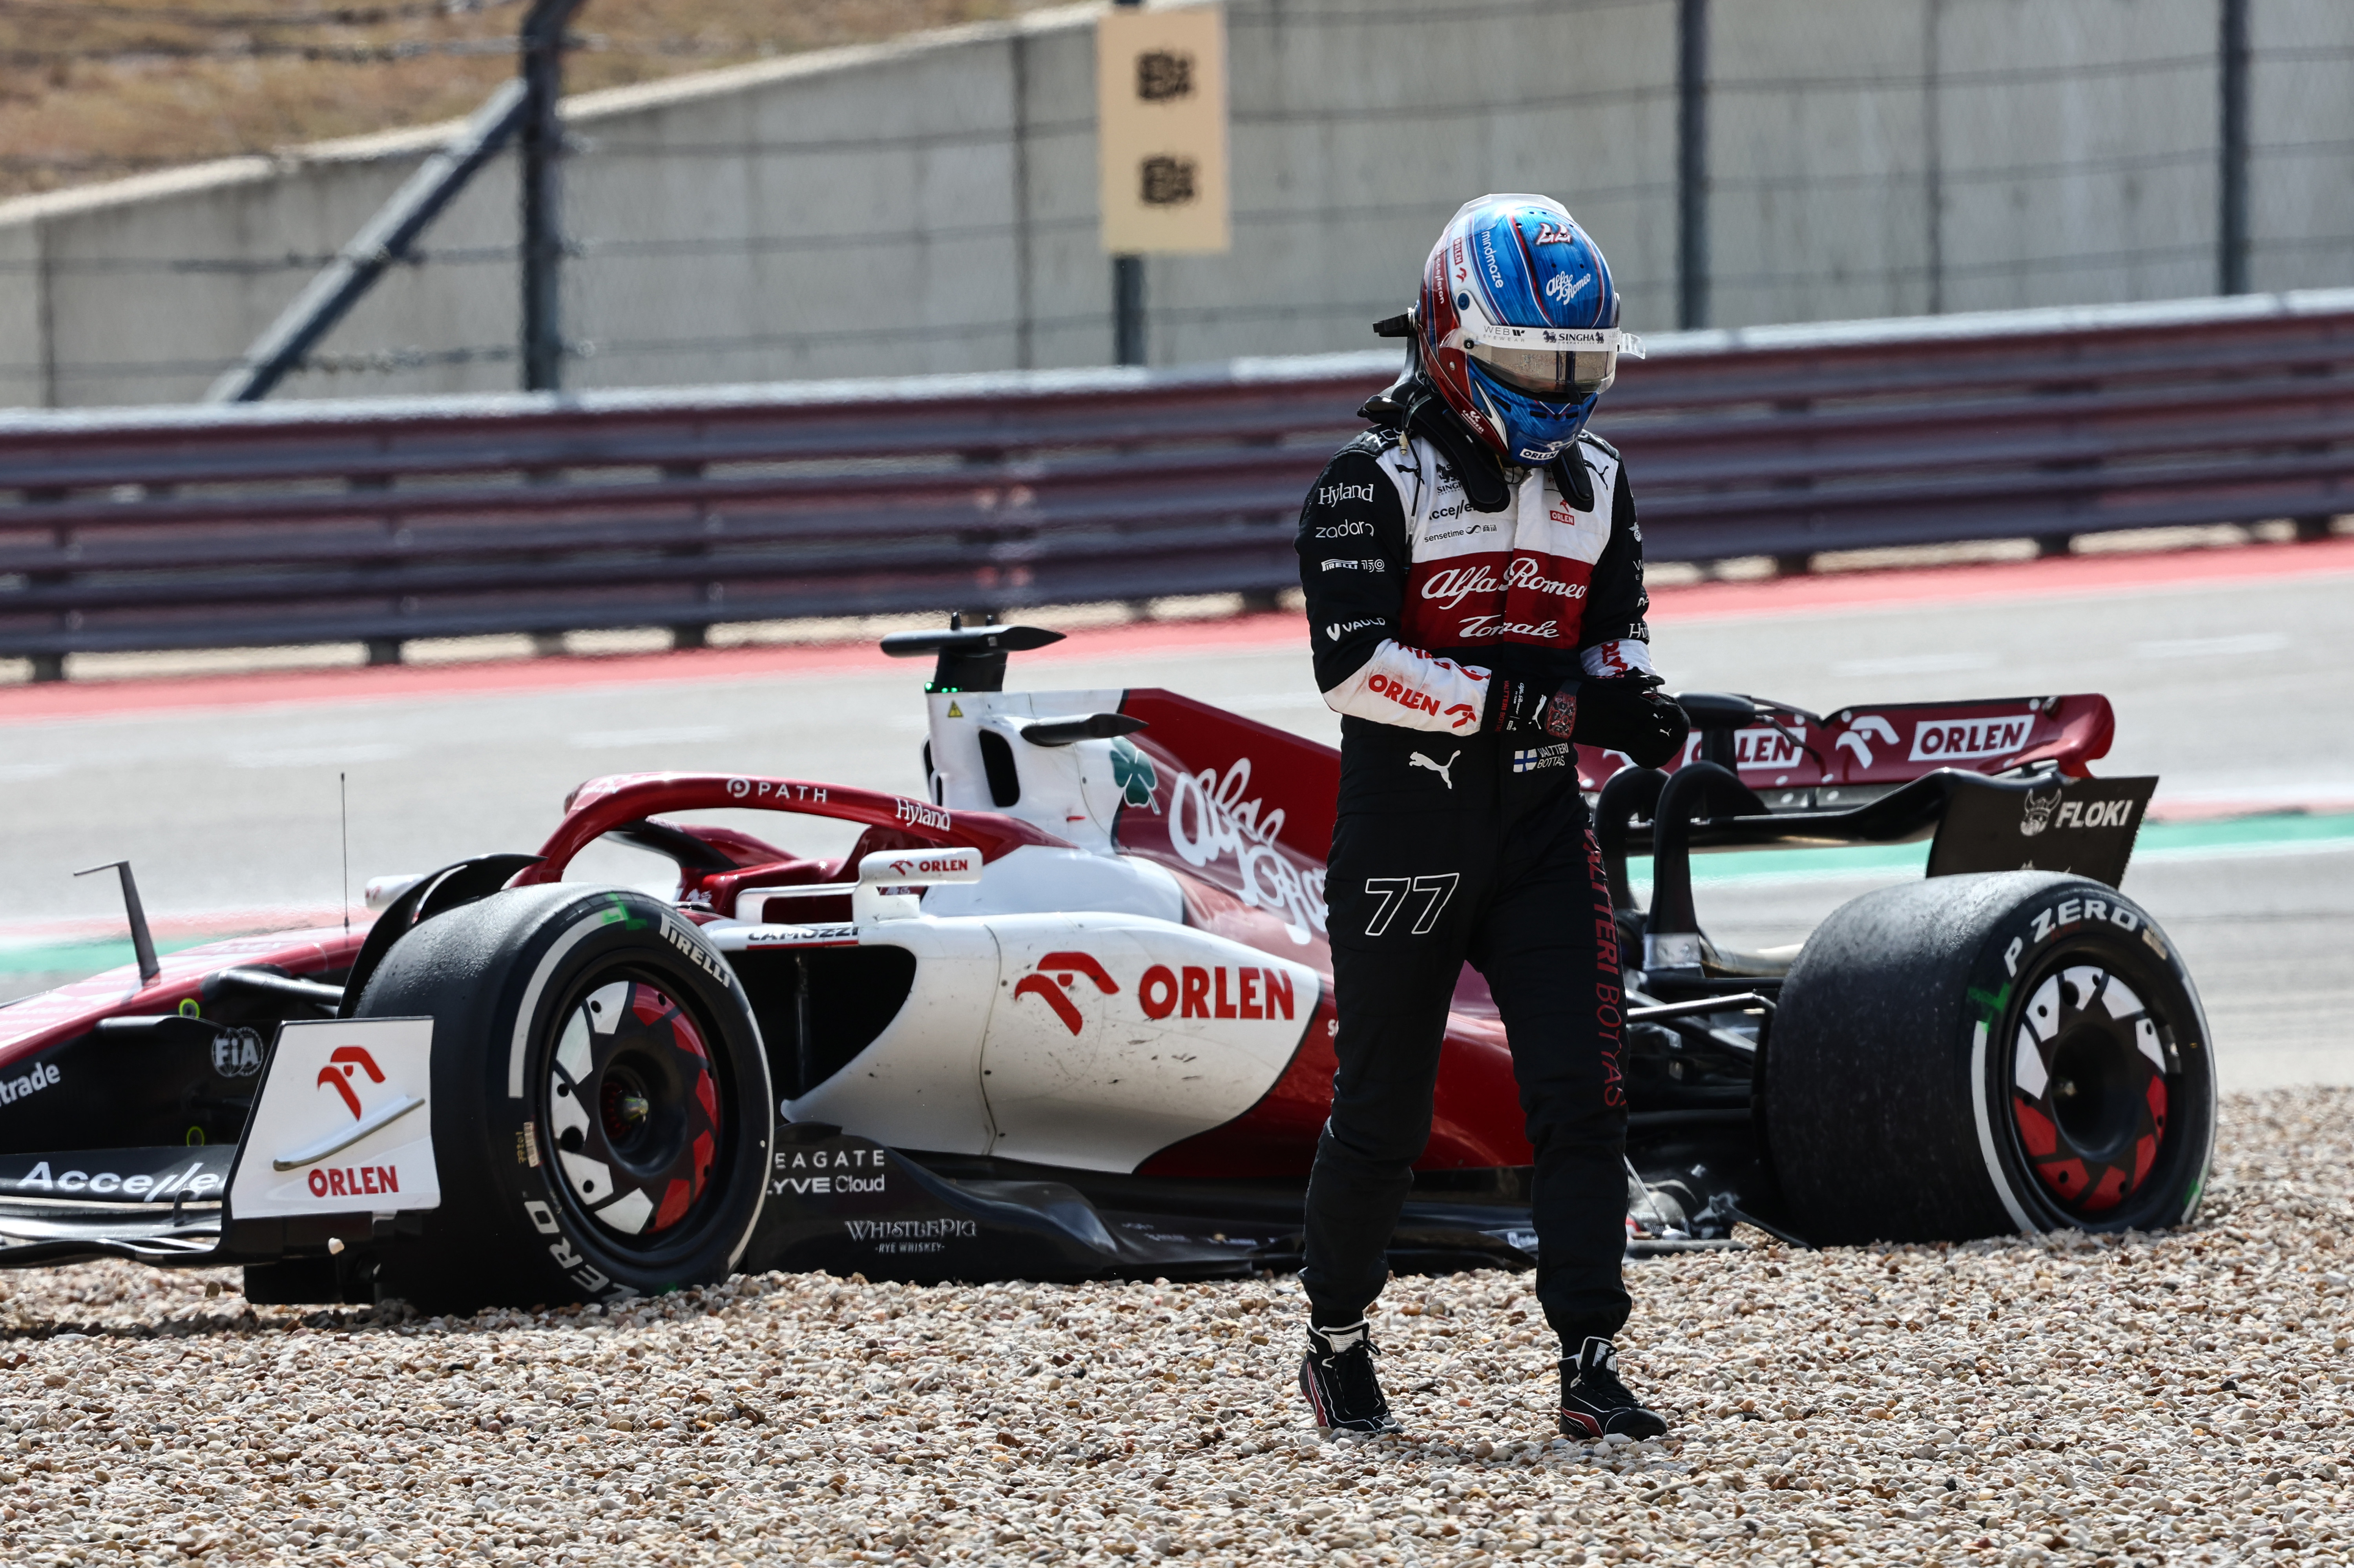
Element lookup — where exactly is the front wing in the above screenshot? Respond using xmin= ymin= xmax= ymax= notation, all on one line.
xmin=0 ymin=1016 xmax=440 ymax=1271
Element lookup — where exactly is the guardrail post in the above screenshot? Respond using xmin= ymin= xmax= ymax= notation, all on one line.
xmin=1676 ymin=0 xmax=1710 ymax=331
xmin=1770 ymin=396 xmax=1816 ymax=574
xmin=26 ymin=489 xmax=67 ymax=682
xmin=662 ymin=459 xmax=714 ymax=650
xmin=2218 ymin=0 xmax=2251 ymax=296
xmin=347 ymin=473 xmax=406 ymax=666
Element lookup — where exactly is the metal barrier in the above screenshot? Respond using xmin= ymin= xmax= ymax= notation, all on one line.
xmin=3 ymin=290 xmax=2351 ymax=675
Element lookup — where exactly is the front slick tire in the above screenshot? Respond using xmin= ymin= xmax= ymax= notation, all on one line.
xmin=354 ymin=885 xmax=771 ymax=1314
xmin=1766 ymin=872 xmax=2215 ymax=1245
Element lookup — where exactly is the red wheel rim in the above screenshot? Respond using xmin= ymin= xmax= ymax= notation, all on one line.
xmin=2008 ymin=962 xmax=2171 ymax=1216
xmin=545 ymin=977 xmax=721 ymax=1240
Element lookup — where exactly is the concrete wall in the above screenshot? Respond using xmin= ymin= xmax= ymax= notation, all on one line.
xmin=1931 ymin=0 xmax=2222 ymax=313
xmin=0 ymin=0 xmax=2349 ymax=407
xmin=2249 ymin=0 xmax=2354 ymax=292
xmin=0 ymin=142 xmax=524 ymax=408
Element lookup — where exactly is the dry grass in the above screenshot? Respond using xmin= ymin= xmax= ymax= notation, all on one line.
xmin=0 ymin=0 xmax=1062 ymax=202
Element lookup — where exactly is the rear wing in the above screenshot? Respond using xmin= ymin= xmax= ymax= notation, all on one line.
xmin=1580 ymin=693 xmax=2116 ymax=807
xmin=1586 ymin=693 xmax=2151 ymax=977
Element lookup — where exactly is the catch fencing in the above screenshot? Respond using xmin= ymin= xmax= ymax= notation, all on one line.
xmin=10 ymin=0 xmax=2354 ymax=407
xmin=0 ymin=288 xmax=2349 ymax=676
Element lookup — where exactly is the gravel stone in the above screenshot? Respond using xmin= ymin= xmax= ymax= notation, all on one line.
xmin=0 ymin=1088 xmax=2347 ymax=1565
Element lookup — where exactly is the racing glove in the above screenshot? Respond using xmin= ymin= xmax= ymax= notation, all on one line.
xmin=1572 ymin=676 xmax=1690 ymax=769
xmin=1486 ymin=676 xmax=1578 ymax=739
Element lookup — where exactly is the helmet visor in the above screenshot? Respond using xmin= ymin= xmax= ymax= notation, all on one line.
xmin=1466 ymin=342 xmax=1616 ymax=401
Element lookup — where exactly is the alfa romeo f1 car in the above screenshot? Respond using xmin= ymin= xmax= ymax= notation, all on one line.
xmin=0 ymin=624 xmax=2215 ymax=1310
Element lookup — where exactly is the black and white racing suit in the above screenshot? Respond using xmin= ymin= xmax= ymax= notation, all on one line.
xmin=1294 ymin=412 xmax=1655 ymax=1348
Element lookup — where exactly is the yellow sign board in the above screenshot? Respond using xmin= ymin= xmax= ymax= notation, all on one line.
xmin=1096 ymin=4 xmax=1231 ymax=256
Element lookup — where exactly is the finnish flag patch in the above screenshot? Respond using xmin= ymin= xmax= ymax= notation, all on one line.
xmin=1512 ymin=744 xmax=1570 ymax=774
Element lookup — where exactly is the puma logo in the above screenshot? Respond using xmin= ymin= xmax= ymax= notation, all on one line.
xmin=1409 ymin=750 xmax=1459 ymax=789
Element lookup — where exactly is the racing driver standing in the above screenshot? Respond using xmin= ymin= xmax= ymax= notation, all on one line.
xmin=1292 ymin=194 xmax=1690 ymax=1440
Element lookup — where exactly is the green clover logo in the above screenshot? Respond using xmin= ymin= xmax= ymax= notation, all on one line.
xmin=1109 ymin=736 xmax=1159 ymax=810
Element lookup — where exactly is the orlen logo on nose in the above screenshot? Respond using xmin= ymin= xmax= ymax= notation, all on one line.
xmin=1012 ymin=952 xmax=1119 ymax=1035
xmin=316 ymin=1046 xmax=385 ymax=1121
xmin=1138 ymin=965 xmax=1297 ymax=1023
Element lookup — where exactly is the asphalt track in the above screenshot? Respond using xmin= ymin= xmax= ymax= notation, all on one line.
xmin=4 ymin=538 xmax=2350 ymax=1091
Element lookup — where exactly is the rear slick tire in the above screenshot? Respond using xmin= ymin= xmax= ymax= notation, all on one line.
xmin=1765 ymin=872 xmax=2215 ymax=1246
xmin=353 ymin=885 xmax=772 ymax=1313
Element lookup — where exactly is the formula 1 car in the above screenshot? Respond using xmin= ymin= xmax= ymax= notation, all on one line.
xmin=0 ymin=623 xmax=2215 ymax=1310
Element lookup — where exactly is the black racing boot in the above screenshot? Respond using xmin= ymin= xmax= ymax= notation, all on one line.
xmin=1298 ymin=1320 xmax=1399 ymax=1435
xmin=1558 ymin=1336 xmax=1668 ymax=1440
